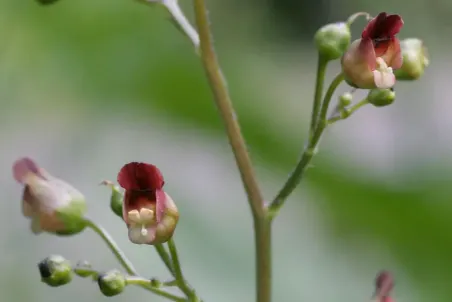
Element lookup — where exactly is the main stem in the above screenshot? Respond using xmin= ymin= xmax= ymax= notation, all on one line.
xmin=192 ymin=1 xmax=270 ymax=302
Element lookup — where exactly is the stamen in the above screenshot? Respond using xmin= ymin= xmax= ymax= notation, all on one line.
xmin=128 ymin=210 xmax=141 ymax=223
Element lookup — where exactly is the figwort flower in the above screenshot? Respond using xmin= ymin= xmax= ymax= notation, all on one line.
xmin=341 ymin=12 xmax=404 ymax=89
xmin=117 ymin=162 xmax=179 ymax=245
xmin=373 ymin=270 xmax=395 ymax=302
xmin=13 ymin=157 xmax=87 ymax=235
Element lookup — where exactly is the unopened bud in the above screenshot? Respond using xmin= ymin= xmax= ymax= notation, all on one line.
xmin=394 ymin=38 xmax=429 ymax=81
xmin=339 ymin=92 xmax=353 ymax=107
xmin=38 ymin=255 xmax=72 ymax=287
xmin=367 ymin=88 xmax=395 ymax=107
xmin=98 ymin=270 xmax=126 ymax=297
xmin=314 ymin=22 xmax=351 ymax=61
xmin=74 ymin=261 xmax=96 ymax=278
xmin=150 ymin=278 xmax=162 ymax=287
xmin=101 ymin=180 xmax=123 ymax=218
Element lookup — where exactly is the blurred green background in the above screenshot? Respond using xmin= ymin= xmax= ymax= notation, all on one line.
xmin=0 ymin=0 xmax=449 ymax=301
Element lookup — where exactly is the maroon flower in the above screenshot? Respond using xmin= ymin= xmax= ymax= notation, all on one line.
xmin=13 ymin=157 xmax=86 ymax=235
xmin=117 ymin=162 xmax=179 ymax=245
xmin=341 ymin=12 xmax=404 ymax=89
xmin=373 ymin=270 xmax=395 ymax=302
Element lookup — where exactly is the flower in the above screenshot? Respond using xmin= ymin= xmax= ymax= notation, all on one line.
xmin=117 ymin=162 xmax=179 ymax=245
xmin=13 ymin=157 xmax=87 ymax=235
xmin=373 ymin=270 xmax=395 ymax=302
xmin=341 ymin=12 xmax=404 ymax=89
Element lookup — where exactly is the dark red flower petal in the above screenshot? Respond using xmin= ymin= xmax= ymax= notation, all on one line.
xmin=375 ymin=270 xmax=394 ymax=297
xmin=13 ymin=157 xmax=44 ymax=184
xmin=362 ymin=12 xmax=403 ymax=40
xmin=117 ymin=162 xmax=164 ymax=191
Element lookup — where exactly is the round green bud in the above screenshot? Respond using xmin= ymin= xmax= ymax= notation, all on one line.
xmin=150 ymin=278 xmax=162 ymax=288
xmin=394 ymin=38 xmax=429 ymax=81
xmin=38 ymin=255 xmax=72 ymax=287
xmin=339 ymin=92 xmax=353 ymax=107
xmin=98 ymin=270 xmax=126 ymax=297
xmin=314 ymin=22 xmax=351 ymax=61
xmin=367 ymin=88 xmax=396 ymax=107
xmin=74 ymin=261 xmax=96 ymax=278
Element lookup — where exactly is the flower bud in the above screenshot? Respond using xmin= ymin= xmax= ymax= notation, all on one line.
xmin=100 ymin=180 xmax=123 ymax=218
xmin=314 ymin=22 xmax=351 ymax=61
xmin=98 ymin=270 xmax=126 ymax=297
xmin=367 ymin=88 xmax=395 ymax=107
xmin=38 ymin=255 xmax=72 ymax=287
xmin=394 ymin=38 xmax=429 ymax=81
xmin=339 ymin=92 xmax=353 ymax=107
xmin=117 ymin=162 xmax=179 ymax=245
xmin=74 ymin=261 xmax=96 ymax=278
xmin=12 ymin=158 xmax=87 ymax=236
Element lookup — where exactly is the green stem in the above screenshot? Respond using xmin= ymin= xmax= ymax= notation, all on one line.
xmin=167 ymin=238 xmax=196 ymax=300
xmin=192 ymin=2 xmax=269 ymax=302
xmin=327 ymin=98 xmax=369 ymax=124
xmin=162 ymin=0 xmax=200 ymax=48
xmin=84 ymin=218 xmax=138 ymax=276
xmin=309 ymin=56 xmax=328 ymax=140
xmin=255 ymin=218 xmax=272 ymax=302
xmin=155 ymin=244 xmax=175 ymax=276
xmin=268 ymin=73 xmax=344 ymax=218
xmin=126 ymin=277 xmax=186 ymax=302
xmin=192 ymin=0 xmax=264 ymax=218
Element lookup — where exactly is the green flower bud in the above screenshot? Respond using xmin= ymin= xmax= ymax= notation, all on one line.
xmin=339 ymin=92 xmax=353 ymax=107
xmin=394 ymin=38 xmax=429 ymax=81
xmin=98 ymin=270 xmax=126 ymax=297
xmin=100 ymin=180 xmax=123 ymax=218
xmin=150 ymin=278 xmax=162 ymax=288
xmin=38 ymin=255 xmax=72 ymax=287
xmin=74 ymin=261 xmax=96 ymax=278
xmin=367 ymin=88 xmax=396 ymax=107
xmin=314 ymin=22 xmax=351 ymax=61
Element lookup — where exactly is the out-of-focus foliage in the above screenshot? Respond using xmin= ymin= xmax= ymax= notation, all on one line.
xmin=1 ymin=0 xmax=451 ymax=302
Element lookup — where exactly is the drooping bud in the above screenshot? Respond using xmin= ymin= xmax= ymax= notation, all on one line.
xmin=12 ymin=157 xmax=87 ymax=236
xmin=100 ymin=180 xmax=123 ymax=218
xmin=394 ymin=38 xmax=429 ymax=81
xmin=38 ymin=255 xmax=72 ymax=287
xmin=98 ymin=270 xmax=126 ymax=297
xmin=117 ymin=162 xmax=179 ymax=245
xmin=367 ymin=88 xmax=396 ymax=107
xmin=74 ymin=261 xmax=96 ymax=279
xmin=314 ymin=22 xmax=351 ymax=61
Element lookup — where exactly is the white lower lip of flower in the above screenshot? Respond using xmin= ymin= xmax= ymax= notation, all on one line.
xmin=128 ymin=225 xmax=156 ymax=244
xmin=373 ymin=57 xmax=396 ymax=89
xmin=127 ymin=208 xmax=157 ymax=244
